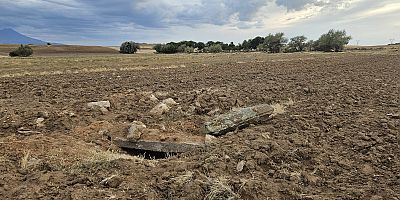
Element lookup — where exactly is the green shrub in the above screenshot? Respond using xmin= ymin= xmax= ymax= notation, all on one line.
xmin=9 ymin=45 xmax=33 ymax=57
xmin=120 ymin=41 xmax=139 ymax=54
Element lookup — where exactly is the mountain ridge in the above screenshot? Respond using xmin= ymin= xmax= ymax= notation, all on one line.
xmin=0 ymin=28 xmax=47 ymax=45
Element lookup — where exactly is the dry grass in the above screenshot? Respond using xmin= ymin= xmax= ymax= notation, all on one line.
xmin=270 ymin=98 xmax=294 ymax=117
xmin=204 ymin=177 xmax=239 ymax=200
xmin=20 ymin=150 xmax=30 ymax=170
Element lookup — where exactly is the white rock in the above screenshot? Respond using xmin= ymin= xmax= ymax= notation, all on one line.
xmin=127 ymin=121 xmax=147 ymax=140
xmin=87 ymin=101 xmax=111 ymax=109
xmin=205 ymin=134 xmax=217 ymax=145
xmin=36 ymin=118 xmax=45 ymax=127
xmin=150 ymin=103 xmax=170 ymax=116
xmin=149 ymin=94 xmax=159 ymax=102
xmin=236 ymin=160 xmax=246 ymax=172
xmin=162 ymin=98 xmax=178 ymax=106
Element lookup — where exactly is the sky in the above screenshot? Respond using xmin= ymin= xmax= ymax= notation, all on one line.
xmin=0 ymin=0 xmax=399 ymax=45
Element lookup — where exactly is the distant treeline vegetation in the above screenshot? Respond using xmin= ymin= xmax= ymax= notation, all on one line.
xmin=129 ymin=29 xmax=351 ymax=54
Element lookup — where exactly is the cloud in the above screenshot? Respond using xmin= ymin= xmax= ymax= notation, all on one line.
xmin=0 ymin=0 xmax=398 ymax=45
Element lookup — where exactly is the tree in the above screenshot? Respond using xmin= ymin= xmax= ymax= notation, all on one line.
xmin=177 ymin=44 xmax=187 ymax=53
xmin=205 ymin=44 xmax=223 ymax=53
xmin=195 ymin=42 xmax=205 ymax=51
xmin=262 ymin=33 xmax=288 ymax=53
xmin=242 ymin=40 xmax=251 ymax=51
xmin=227 ymin=42 xmax=236 ymax=51
xmin=9 ymin=45 xmax=33 ymax=57
xmin=250 ymin=36 xmax=264 ymax=50
xmin=120 ymin=41 xmax=139 ymax=54
xmin=288 ymin=35 xmax=307 ymax=52
xmin=315 ymin=29 xmax=352 ymax=52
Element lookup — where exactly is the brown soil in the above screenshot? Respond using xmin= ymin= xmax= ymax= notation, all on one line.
xmin=0 ymin=51 xmax=399 ymax=199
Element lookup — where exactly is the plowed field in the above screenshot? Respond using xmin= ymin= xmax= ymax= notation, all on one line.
xmin=0 ymin=50 xmax=399 ymax=199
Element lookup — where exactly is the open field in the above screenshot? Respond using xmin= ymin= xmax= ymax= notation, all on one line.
xmin=0 ymin=50 xmax=399 ymax=199
xmin=0 ymin=44 xmax=119 ymax=57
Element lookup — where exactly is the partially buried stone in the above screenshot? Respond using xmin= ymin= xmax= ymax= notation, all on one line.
xmin=127 ymin=121 xmax=146 ymax=140
xmin=87 ymin=101 xmax=111 ymax=110
xmin=150 ymin=103 xmax=170 ymax=116
xmin=204 ymin=104 xmax=274 ymax=136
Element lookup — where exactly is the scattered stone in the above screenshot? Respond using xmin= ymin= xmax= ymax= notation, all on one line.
xmin=87 ymin=101 xmax=111 ymax=110
xmin=37 ymin=111 xmax=49 ymax=118
xmin=100 ymin=175 xmax=122 ymax=188
xmin=236 ymin=160 xmax=246 ymax=172
xmin=204 ymin=104 xmax=274 ymax=136
xmin=387 ymin=113 xmax=400 ymax=119
xmin=127 ymin=121 xmax=147 ymax=140
xmin=150 ymin=103 xmax=170 ymax=116
xmin=207 ymin=108 xmax=220 ymax=116
xmin=17 ymin=127 xmax=41 ymax=135
xmin=205 ymin=134 xmax=217 ymax=145
xmin=149 ymin=94 xmax=159 ymax=102
xmin=36 ymin=118 xmax=45 ymax=127
xmin=114 ymin=137 xmax=205 ymax=153
xmin=162 ymin=98 xmax=178 ymax=106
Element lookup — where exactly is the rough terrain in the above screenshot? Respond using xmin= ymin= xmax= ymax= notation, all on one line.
xmin=0 ymin=49 xmax=399 ymax=199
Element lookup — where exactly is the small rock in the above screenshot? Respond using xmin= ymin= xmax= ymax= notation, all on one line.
xmin=36 ymin=118 xmax=45 ymax=127
xmin=37 ymin=111 xmax=49 ymax=118
xmin=236 ymin=160 xmax=246 ymax=172
xmin=100 ymin=175 xmax=122 ymax=188
xmin=149 ymin=94 xmax=159 ymax=102
xmin=87 ymin=101 xmax=111 ymax=110
xmin=127 ymin=121 xmax=146 ymax=140
xmin=205 ymin=134 xmax=217 ymax=145
xmin=162 ymin=98 xmax=178 ymax=106
xmin=150 ymin=103 xmax=170 ymax=116
xmin=387 ymin=113 xmax=400 ymax=119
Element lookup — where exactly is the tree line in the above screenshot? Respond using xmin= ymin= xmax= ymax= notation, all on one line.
xmin=120 ymin=29 xmax=352 ymax=54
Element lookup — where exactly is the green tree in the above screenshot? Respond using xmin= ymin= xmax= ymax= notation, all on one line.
xmin=120 ymin=41 xmax=139 ymax=54
xmin=205 ymin=44 xmax=223 ymax=53
xmin=177 ymin=44 xmax=187 ymax=53
xmin=288 ymin=35 xmax=308 ymax=52
xmin=195 ymin=42 xmax=205 ymax=50
xmin=262 ymin=33 xmax=288 ymax=53
xmin=250 ymin=36 xmax=264 ymax=50
xmin=242 ymin=40 xmax=251 ymax=51
xmin=315 ymin=29 xmax=352 ymax=52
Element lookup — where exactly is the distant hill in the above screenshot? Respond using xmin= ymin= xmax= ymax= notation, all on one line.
xmin=0 ymin=28 xmax=47 ymax=45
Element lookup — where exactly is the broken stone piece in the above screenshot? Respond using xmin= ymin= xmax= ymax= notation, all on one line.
xmin=162 ymin=98 xmax=178 ymax=106
xmin=236 ymin=160 xmax=246 ymax=172
xmin=127 ymin=121 xmax=147 ymax=140
xmin=204 ymin=104 xmax=274 ymax=136
xmin=205 ymin=134 xmax=217 ymax=145
xmin=100 ymin=175 xmax=122 ymax=188
xmin=87 ymin=101 xmax=111 ymax=110
xmin=150 ymin=103 xmax=170 ymax=116
xmin=149 ymin=94 xmax=159 ymax=102
xmin=36 ymin=118 xmax=45 ymax=127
